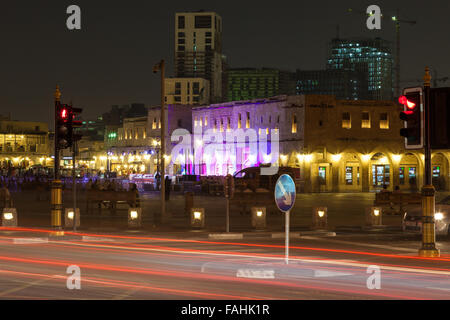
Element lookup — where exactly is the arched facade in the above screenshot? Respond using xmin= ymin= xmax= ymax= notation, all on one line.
xmin=291 ymin=149 xmax=450 ymax=193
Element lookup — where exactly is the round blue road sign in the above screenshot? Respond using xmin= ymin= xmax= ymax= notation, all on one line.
xmin=274 ymin=174 xmax=296 ymax=212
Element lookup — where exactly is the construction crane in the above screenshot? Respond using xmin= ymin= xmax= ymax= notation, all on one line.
xmin=347 ymin=8 xmax=416 ymax=98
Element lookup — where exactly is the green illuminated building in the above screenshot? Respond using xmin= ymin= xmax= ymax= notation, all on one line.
xmin=327 ymin=37 xmax=394 ymax=101
xmin=226 ymin=68 xmax=295 ymax=101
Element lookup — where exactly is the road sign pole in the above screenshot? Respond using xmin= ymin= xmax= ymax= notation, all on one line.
xmin=285 ymin=210 xmax=290 ymax=265
xmin=226 ymin=198 xmax=230 ymax=233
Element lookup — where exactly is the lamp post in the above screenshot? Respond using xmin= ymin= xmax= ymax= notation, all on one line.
xmin=153 ymin=60 xmax=166 ymax=225
xmin=51 ymin=86 xmax=63 ymax=234
xmin=419 ymin=67 xmax=440 ymax=257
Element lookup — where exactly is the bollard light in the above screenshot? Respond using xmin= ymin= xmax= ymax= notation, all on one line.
xmin=3 ymin=213 xmax=13 ymax=220
xmin=2 ymin=208 xmax=18 ymax=227
xmin=190 ymin=208 xmax=205 ymax=228
xmin=193 ymin=211 xmax=202 ymax=220
xmin=312 ymin=207 xmax=327 ymax=230
xmin=130 ymin=210 xmax=139 ymax=220
xmin=128 ymin=208 xmax=142 ymax=228
xmin=251 ymin=207 xmax=266 ymax=230
xmin=366 ymin=207 xmax=382 ymax=226
xmin=65 ymin=208 xmax=80 ymax=228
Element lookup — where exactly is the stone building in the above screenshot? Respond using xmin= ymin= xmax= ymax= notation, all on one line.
xmin=192 ymin=95 xmax=450 ymax=192
xmin=0 ymin=116 xmax=51 ymax=169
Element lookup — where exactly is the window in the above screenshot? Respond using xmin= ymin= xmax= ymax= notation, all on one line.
xmin=205 ymin=32 xmax=212 ymax=37
xmin=174 ymin=96 xmax=181 ymax=103
xmin=380 ymin=113 xmax=389 ymax=129
xmin=318 ymin=167 xmax=326 ymax=185
xmin=178 ymin=16 xmax=185 ymax=29
xmin=175 ymin=82 xmax=181 ymax=95
xmin=227 ymin=117 xmax=231 ymax=131
xmin=399 ymin=167 xmax=405 ymax=185
xmin=342 ymin=112 xmax=351 ymax=129
xmin=178 ymin=38 xmax=185 ymax=45
xmin=345 ymin=167 xmax=353 ymax=185
xmin=152 ymin=118 xmax=157 ymax=129
xmin=205 ymin=116 xmax=208 ymax=127
xmin=214 ymin=119 xmax=217 ymax=132
xmin=178 ymin=32 xmax=185 ymax=37
xmin=195 ymin=15 xmax=212 ymax=28
xmin=194 ymin=117 xmax=198 ymax=127
xmin=238 ymin=114 xmax=242 ymax=129
xmin=178 ymin=119 xmax=182 ymax=127
xmin=177 ymin=46 xmax=185 ymax=51
xmin=220 ymin=119 xmax=224 ymax=132
xmin=193 ymin=82 xmax=200 ymax=94
xmin=292 ymin=114 xmax=297 ymax=133
xmin=409 ymin=167 xmax=417 ymax=185
xmin=361 ymin=112 xmax=371 ymax=128
xmin=246 ymin=112 xmax=250 ymax=129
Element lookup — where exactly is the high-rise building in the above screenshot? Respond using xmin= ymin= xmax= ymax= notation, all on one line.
xmin=175 ymin=11 xmax=223 ymax=103
xmin=295 ymin=69 xmax=368 ymax=100
xmin=226 ymin=68 xmax=295 ymax=101
xmin=327 ymin=37 xmax=394 ymax=101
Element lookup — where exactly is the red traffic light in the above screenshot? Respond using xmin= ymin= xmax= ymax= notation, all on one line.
xmin=60 ymin=108 xmax=69 ymax=120
xmin=399 ymin=95 xmax=416 ymax=110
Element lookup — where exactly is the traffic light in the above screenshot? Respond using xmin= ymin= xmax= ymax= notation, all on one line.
xmin=56 ymin=104 xmax=72 ymax=149
xmin=399 ymin=87 xmax=423 ymax=149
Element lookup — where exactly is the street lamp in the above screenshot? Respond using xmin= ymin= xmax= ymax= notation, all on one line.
xmin=153 ymin=60 xmax=167 ymax=225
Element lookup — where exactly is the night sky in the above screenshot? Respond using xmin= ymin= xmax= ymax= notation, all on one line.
xmin=1 ymin=0 xmax=449 ymax=127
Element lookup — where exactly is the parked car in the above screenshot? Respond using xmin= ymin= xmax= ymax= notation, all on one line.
xmin=233 ymin=166 xmax=301 ymax=193
xmin=402 ymin=196 xmax=450 ymax=236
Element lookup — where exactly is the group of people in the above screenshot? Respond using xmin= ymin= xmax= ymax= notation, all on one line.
xmin=85 ymin=179 xmax=125 ymax=192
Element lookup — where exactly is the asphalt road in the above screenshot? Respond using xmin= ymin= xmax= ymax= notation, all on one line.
xmin=0 ymin=227 xmax=449 ymax=300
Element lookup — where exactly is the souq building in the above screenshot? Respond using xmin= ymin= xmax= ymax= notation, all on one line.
xmin=191 ymin=95 xmax=450 ymax=192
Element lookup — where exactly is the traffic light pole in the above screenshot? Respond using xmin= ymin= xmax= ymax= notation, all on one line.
xmin=73 ymin=141 xmax=77 ymax=232
xmin=419 ymin=67 xmax=440 ymax=257
xmin=51 ymin=86 xmax=63 ymax=234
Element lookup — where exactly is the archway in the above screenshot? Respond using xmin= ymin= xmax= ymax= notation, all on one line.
xmin=370 ymin=152 xmax=391 ymax=190
xmin=398 ymin=153 xmax=421 ymax=192
xmin=432 ymin=152 xmax=449 ymax=191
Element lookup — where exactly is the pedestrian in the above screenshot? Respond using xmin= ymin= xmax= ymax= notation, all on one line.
xmin=129 ymin=183 xmax=140 ymax=208
xmin=165 ymin=176 xmax=171 ymax=201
